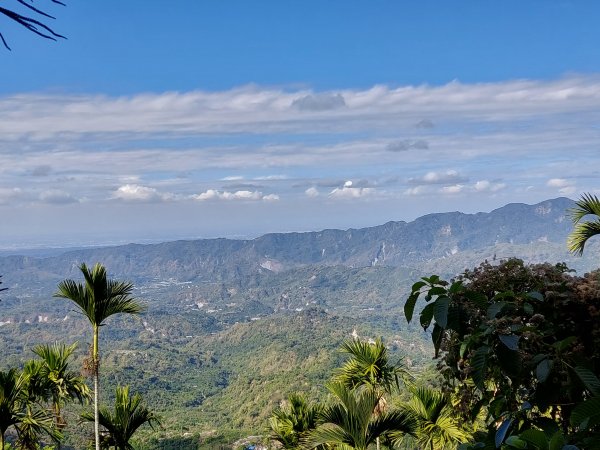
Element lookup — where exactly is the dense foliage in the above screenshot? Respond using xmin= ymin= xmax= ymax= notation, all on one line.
xmin=405 ymin=258 xmax=600 ymax=449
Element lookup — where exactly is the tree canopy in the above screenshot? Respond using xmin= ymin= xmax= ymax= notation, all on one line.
xmin=405 ymin=258 xmax=600 ymax=449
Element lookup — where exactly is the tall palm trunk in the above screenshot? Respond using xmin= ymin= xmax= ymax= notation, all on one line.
xmin=93 ymin=325 xmax=100 ymax=450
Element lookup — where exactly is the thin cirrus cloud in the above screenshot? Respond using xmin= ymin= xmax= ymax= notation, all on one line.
xmin=3 ymin=76 xmax=600 ymax=140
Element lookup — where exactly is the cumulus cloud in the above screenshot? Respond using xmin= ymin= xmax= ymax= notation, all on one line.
xmin=329 ymin=180 xmax=375 ymax=199
xmin=547 ymin=178 xmax=569 ymax=187
xmin=112 ymin=184 xmax=173 ymax=202
xmin=409 ymin=170 xmax=468 ymax=186
xmin=386 ymin=140 xmax=429 ymax=152
xmin=305 ymin=187 xmax=320 ymax=198
xmin=192 ymin=189 xmax=277 ymax=201
xmin=262 ymin=194 xmax=280 ymax=202
xmin=474 ymin=180 xmax=506 ymax=192
xmin=547 ymin=178 xmax=576 ymax=195
xmin=291 ymin=93 xmax=346 ymax=111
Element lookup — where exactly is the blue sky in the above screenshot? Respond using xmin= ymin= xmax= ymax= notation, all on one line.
xmin=2 ymin=1 xmax=600 ymax=249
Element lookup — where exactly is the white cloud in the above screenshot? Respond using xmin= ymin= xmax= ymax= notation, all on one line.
xmin=192 ymin=189 xmax=276 ymax=201
xmin=291 ymin=93 xmax=346 ymax=111
xmin=409 ymin=170 xmax=467 ymax=186
xmin=547 ymin=178 xmax=569 ymax=187
xmin=329 ymin=181 xmax=376 ymax=199
xmin=4 ymin=76 xmax=600 ymax=140
xmin=474 ymin=180 xmax=506 ymax=192
xmin=113 ymin=184 xmax=173 ymax=202
xmin=305 ymin=187 xmax=320 ymax=198
xmin=559 ymin=186 xmax=577 ymax=195
xmin=262 ymin=194 xmax=280 ymax=202
xmin=441 ymin=184 xmax=464 ymax=194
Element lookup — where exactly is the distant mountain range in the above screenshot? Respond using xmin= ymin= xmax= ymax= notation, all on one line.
xmin=0 ymin=197 xmax=597 ymax=287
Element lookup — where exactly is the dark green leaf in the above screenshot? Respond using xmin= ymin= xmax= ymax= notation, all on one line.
xmin=523 ymin=302 xmax=534 ymax=315
xmin=464 ymin=290 xmax=488 ymax=308
xmin=411 ymin=280 xmax=427 ymax=292
xmin=548 ymin=431 xmax=565 ymax=450
xmin=570 ymin=396 xmax=600 ymax=428
xmin=552 ymin=336 xmax=577 ymax=353
xmin=493 ymin=291 xmax=516 ymax=301
xmin=472 ymin=346 xmax=489 ymax=390
xmin=527 ymin=291 xmax=544 ymax=302
xmin=404 ymin=292 xmax=419 ymax=323
xmin=536 ymin=359 xmax=554 ymax=383
xmin=428 ymin=286 xmax=447 ymax=297
xmin=420 ymin=302 xmax=434 ymax=330
xmin=573 ymin=366 xmax=600 ymax=396
xmin=432 ymin=323 xmax=444 ymax=358
xmin=499 ymin=334 xmax=520 ymax=351
xmin=433 ymin=296 xmax=450 ymax=328
xmin=449 ymin=280 xmax=464 ymax=294
xmin=487 ymin=301 xmax=507 ymax=319
xmin=495 ymin=418 xmax=513 ymax=448
xmin=520 ymin=429 xmax=549 ymax=449
xmin=505 ymin=436 xmax=528 ymax=449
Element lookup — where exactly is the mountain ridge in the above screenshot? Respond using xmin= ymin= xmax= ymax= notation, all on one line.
xmin=0 ymin=197 xmax=583 ymax=285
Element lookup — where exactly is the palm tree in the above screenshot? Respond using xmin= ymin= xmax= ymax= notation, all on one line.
xmin=568 ymin=193 xmax=600 ymax=255
xmin=268 ymin=393 xmax=322 ymax=449
xmin=0 ymin=369 xmax=58 ymax=449
xmin=303 ymin=382 xmax=415 ymax=450
xmin=335 ymin=338 xmax=408 ymax=450
xmin=54 ymin=263 xmax=145 ymax=450
xmin=396 ymin=385 xmax=470 ymax=450
xmin=31 ymin=342 xmax=91 ymax=429
xmin=81 ymin=385 xmax=160 ymax=450
xmin=335 ymin=338 xmax=406 ymax=395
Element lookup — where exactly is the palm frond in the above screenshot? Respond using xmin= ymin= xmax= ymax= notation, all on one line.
xmin=335 ymin=338 xmax=406 ymax=394
xmin=567 ymin=193 xmax=600 ymax=255
xmin=568 ymin=220 xmax=600 ymax=255
xmin=54 ymin=263 xmax=145 ymax=326
xmin=81 ymin=385 xmax=160 ymax=449
xmin=569 ymin=193 xmax=600 ymax=223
